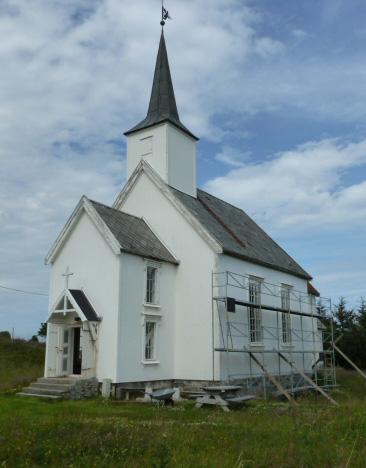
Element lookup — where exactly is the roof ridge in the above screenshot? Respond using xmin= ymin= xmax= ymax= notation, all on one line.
xmin=89 ymin=198 xmax=178 ymax=265
xmin=88 ymin=198 xmax=144 ymax=222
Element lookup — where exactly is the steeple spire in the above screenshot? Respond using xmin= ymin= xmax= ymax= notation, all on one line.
xmin=125 ymin=32 xmax=198 ymax=141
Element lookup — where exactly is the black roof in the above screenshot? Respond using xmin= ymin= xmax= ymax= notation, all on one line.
xmin=69 ymin=289 xmax=100 ymax=321
xmin=89 ymin=199 xmax=177 ymax=265
xmin=124 ymin=32 xmax=198 ymax=141
xmin=170 ymin=187 xmax=312 ymax=280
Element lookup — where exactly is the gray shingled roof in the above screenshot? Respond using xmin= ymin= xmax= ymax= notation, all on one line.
xmin=170 ymin=187 xmax=311 ymax=280
xmin=69 ymin=289 xmax=100 ymax=321
xmin=89 ymin=199 xmax=177 ymax=265
xmin=124 ymin=32 xmax=198 ymax=141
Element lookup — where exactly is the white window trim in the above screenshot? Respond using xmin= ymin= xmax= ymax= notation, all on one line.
xmin=141 ymin=316 xmax=160 ymax=365
xmin=248 ymin=276 xmax=263 ymax=345
xmin=144 ymin=260 xmax=161 ymax=306
xmin=281 ymin=344 xmax=295 ymax=350
xmin=141 ymin=360 xmax=160 ymax=366
xmin=143 ymin=303 xmax=161 ymax=309
xmin=141 ymin=310 xmax=163 ymax=317
xmin=249 ymin=275 xmax=264 ymax=282
xmin=249 ymin=343 xmax=265 ymax=350
xmin=280 ymin=284 xmax=293 ymax=345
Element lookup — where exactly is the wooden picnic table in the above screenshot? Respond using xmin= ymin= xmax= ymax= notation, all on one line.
xmin=196 ymin=385 xmax=255 ymax=412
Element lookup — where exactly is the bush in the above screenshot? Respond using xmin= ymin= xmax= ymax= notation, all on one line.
xmin=38 ymin=322 xmax=47 ymax=337
xmin=333 ymin=297 xmax=366 ymax=369
xmin=0 ymin=331 xmax=11 ymax=342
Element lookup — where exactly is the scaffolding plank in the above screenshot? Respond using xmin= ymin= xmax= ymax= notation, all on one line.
xmin=333 ymin=344 xmax=366 ymax=381
xmin=277 ymin=352 xmax=338 ymax=406
xmin=247 ymin=351 xmax=298 ymax=405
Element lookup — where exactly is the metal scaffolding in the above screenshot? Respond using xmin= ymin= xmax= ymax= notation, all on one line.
xmin=212 ymin=271 xmax=337 ymax=404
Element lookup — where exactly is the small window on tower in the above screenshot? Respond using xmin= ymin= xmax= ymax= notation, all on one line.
xmin=140 ymin=136 xmax=153 ymax=157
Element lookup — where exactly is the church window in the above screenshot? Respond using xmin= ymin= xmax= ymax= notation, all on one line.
xmin=145 ymin=265 xmax=158 ymax=304
xmin=281 ymin=285 xmax=292 ymax=344
xmin=144 ymin=321 xmax=156 ymax=360
xmin=248 ymin=277 xmax=262 ymax=343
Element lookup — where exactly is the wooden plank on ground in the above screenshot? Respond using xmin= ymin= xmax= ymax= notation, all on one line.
xmin=247 ymin=351 xmax=297 ymax=405
xmin=278 ymin=352 xmax=338 ymax=406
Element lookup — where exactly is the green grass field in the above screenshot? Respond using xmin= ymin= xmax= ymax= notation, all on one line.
xmin=0 ymin=339 xmax=45 ymax=393
xmin=1 ymin=340 xmax=366 ymax=467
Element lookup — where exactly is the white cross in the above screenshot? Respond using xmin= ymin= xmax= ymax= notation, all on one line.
xmin=62 ymin=266 xmax=74 ymax=290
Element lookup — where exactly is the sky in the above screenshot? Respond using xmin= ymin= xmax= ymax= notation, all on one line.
xmin=0 ymin=0 xmax=365 ymax=337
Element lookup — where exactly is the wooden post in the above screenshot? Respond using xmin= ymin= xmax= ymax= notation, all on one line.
xmin=333 ymin=344 xmax=366 ymax=381
xmin=247 ymin=351 xmax=298 ymax=405
xmin=278 ymin=352 xmax=338 ymax=406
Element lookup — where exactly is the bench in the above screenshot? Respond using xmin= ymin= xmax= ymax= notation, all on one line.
xmin=225 ymin=395 xmax=256 ymax=404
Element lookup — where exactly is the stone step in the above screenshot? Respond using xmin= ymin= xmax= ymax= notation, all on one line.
xmin=30 ymin=382 xmax=73 ymax=391
xmin=17 ymin=392 xmax=62 ymax=400
xmin=18 ymin=377 xmax=98 ymax=400
xmin=22 ymin=386 xmax=69 ymax=397
xmin=37 ymin=377 xmax=82 ymax=385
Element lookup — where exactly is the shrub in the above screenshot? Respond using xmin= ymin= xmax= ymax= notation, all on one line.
xmin=0 ymin=331 xmax=11 ymax=342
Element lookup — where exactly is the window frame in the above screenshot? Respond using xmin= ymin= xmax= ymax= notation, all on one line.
xmin=280 ymin=284 xmax=292 ymax=345
xmin=144 ymin=321 xmax=156 ymax=361
xmin=144 ymin=261 xmax=161 ymax=307
xmin=248 ymin=276 xmax=263 ymax=345
xmin=142 ymin=317 xmax=160 ymax=365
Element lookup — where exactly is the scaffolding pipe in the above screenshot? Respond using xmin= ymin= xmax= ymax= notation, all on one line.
xmin=216 ymin=298 xmax=324 ymax=319
xmin=212 ymin=270 xmax=336 ymax=397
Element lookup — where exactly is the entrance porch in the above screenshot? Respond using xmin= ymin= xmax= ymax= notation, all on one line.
xmin=45 ymin=288 xmax=100 ymax=379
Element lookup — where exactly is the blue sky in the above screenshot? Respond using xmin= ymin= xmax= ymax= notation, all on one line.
xmin=0 ymin=0 xmax=365 ymax=337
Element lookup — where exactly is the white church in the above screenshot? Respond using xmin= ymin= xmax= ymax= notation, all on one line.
xmin=24 ymin=30 xmax=329 ymax=399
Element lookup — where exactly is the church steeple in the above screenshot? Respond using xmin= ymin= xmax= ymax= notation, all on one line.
xmin=125 ymin=29 xmax=198 ymax=198
xmin=125 ymin=32 xmax=198 ymax=141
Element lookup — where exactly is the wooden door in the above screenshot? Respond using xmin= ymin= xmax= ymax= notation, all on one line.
xmin=80 ymin=324 xmax=96 ymax=378
xmin=58 ymin=327 xmax=71 ymax=376
xmin=45 ymin=323 xmax=58 ymax=377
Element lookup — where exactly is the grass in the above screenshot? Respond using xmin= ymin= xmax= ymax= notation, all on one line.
xmin=0 ymin=339 xmax=44 ymax=393
xmin=1 ymin=341 xmax=366 ymax=467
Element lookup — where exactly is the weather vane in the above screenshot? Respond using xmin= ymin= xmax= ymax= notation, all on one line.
xmin=160 ymin=0 xmax=171 ymax=27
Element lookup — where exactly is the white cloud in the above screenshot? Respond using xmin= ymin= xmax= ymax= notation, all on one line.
xmin=0 ymin=0 xmax=365 ymax=335
xmin=254 ymin=37 xmax=285 ymax=58
xmin=205 ymin=138 xmax=366 ymax=232
xmin=215 ymin=146 xmax=251 ymax=167
xmin=0 ymin=0 xmax=285 ymax=336
xmin=292 ymin=29 xmax=308 ymax=40
xmin=206 ymin=137 xmax=366 ymax=302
